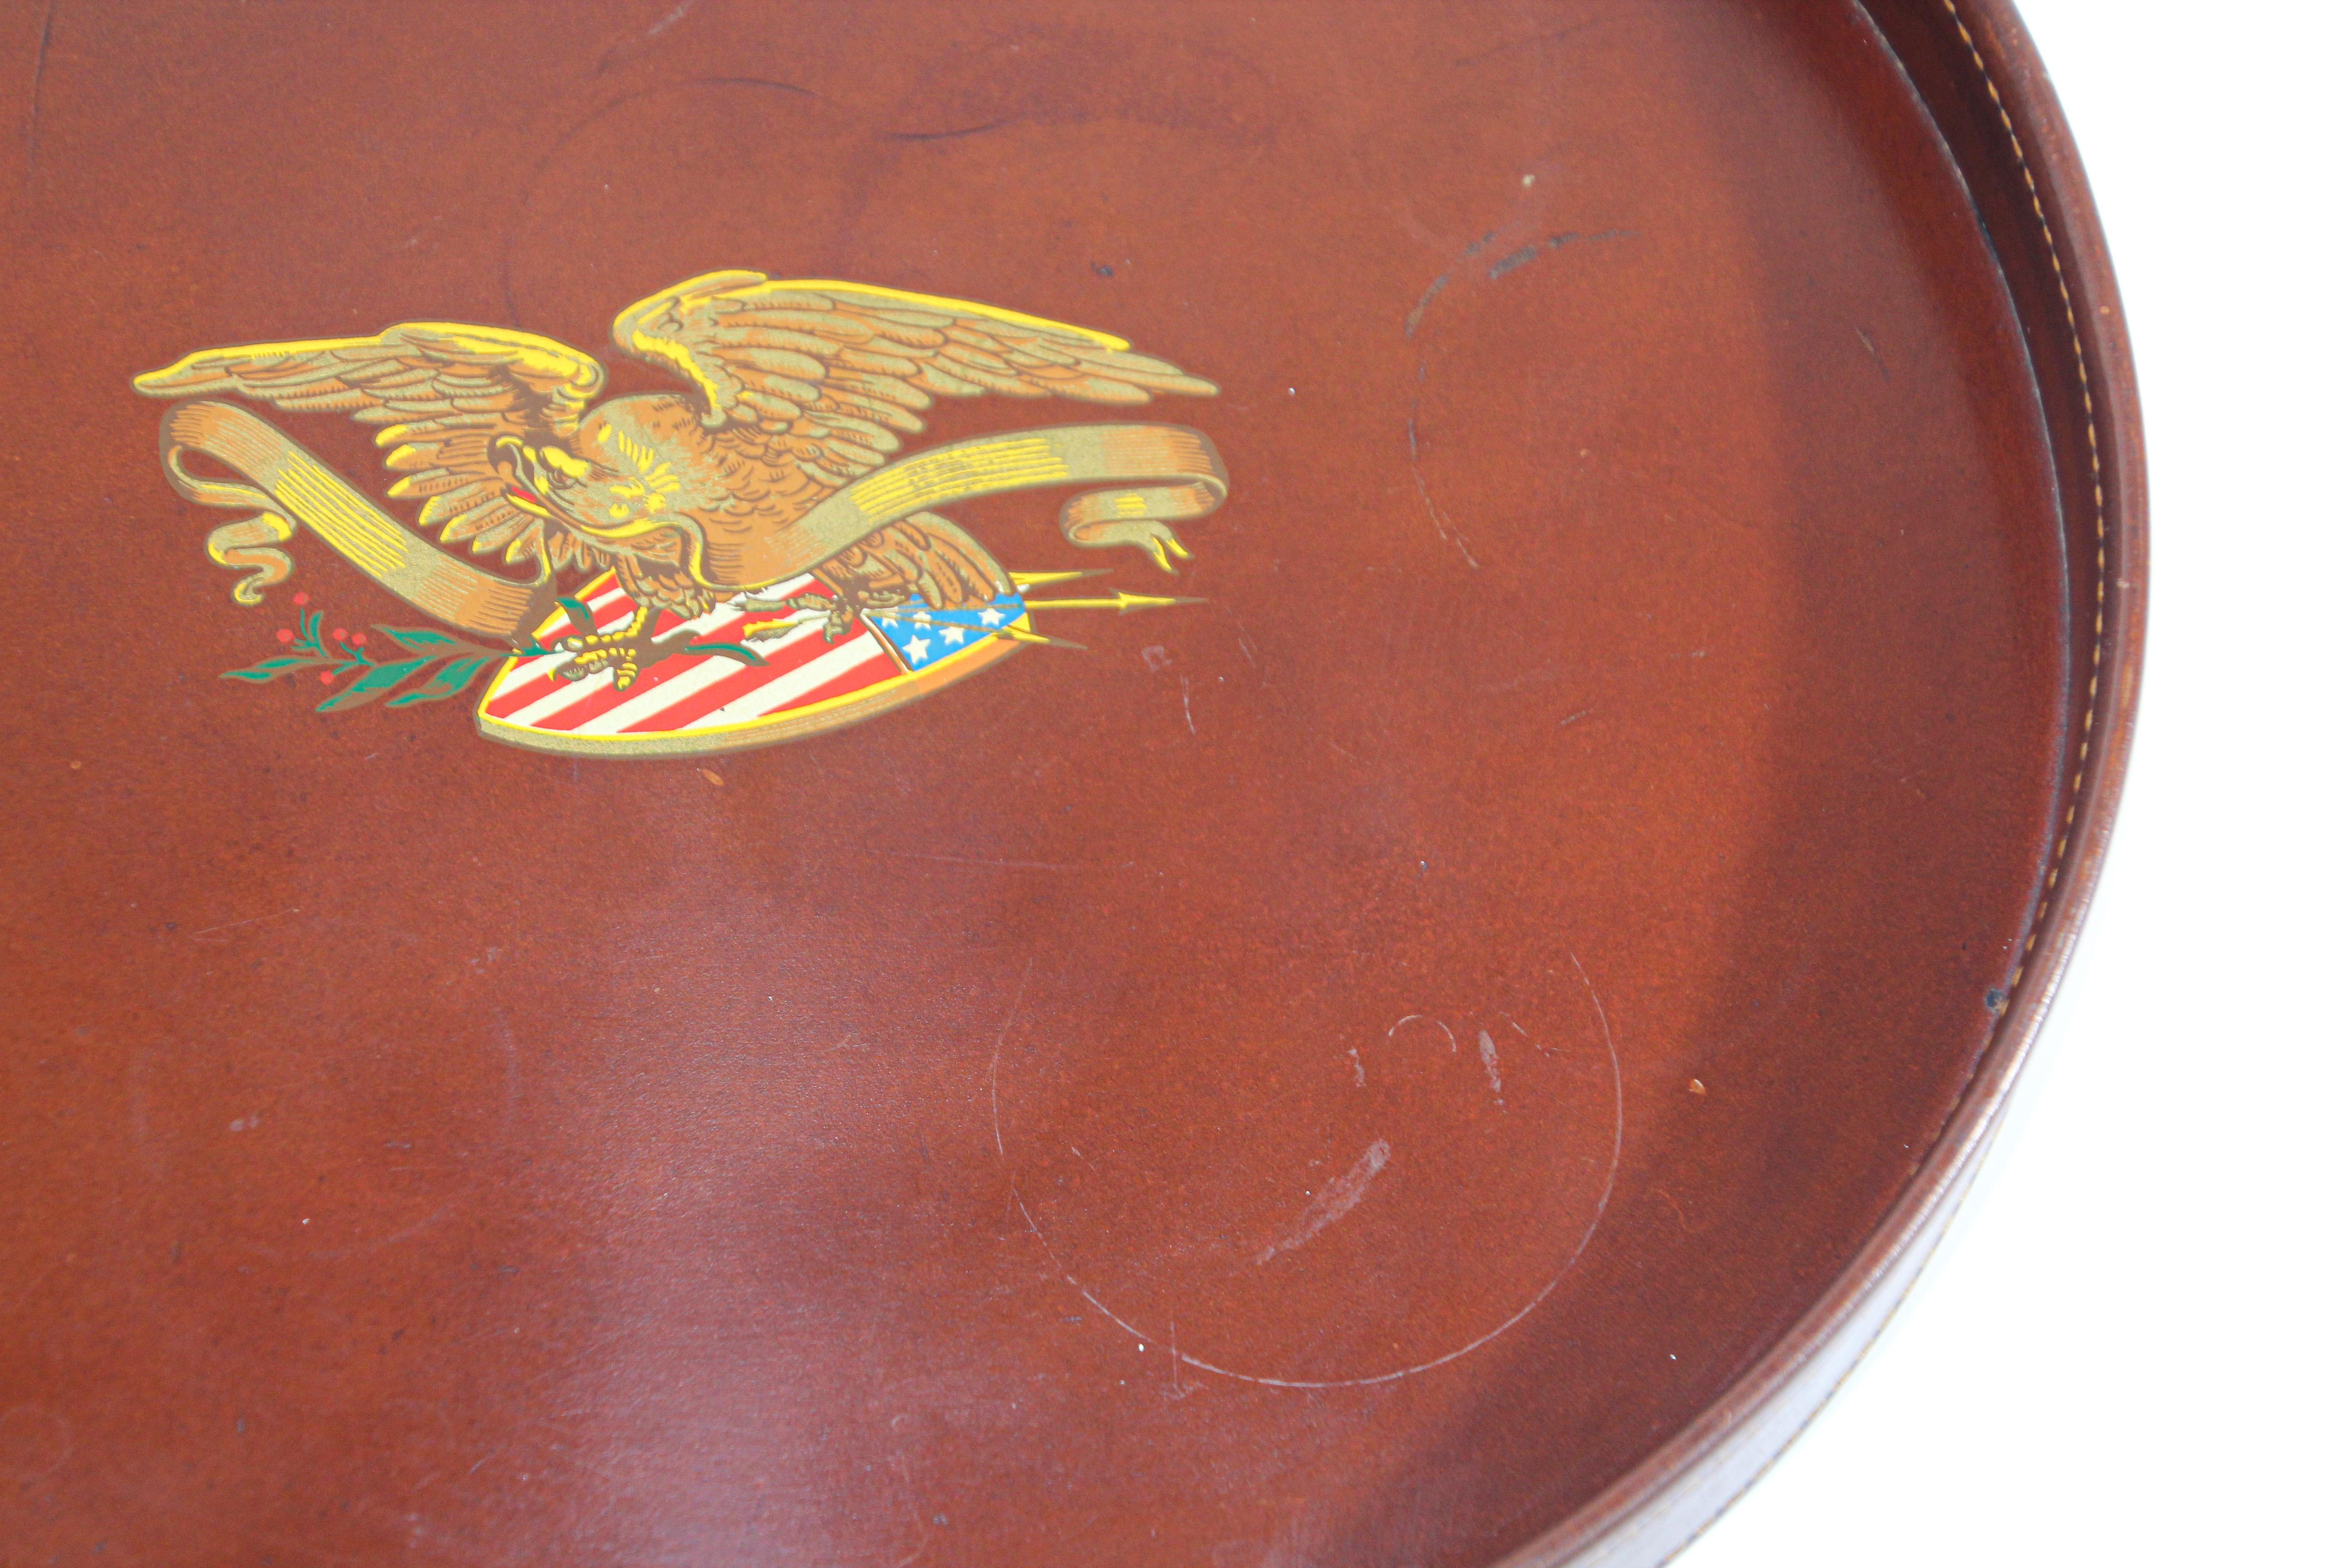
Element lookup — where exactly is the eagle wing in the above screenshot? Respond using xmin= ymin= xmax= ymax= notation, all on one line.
xmin=819 ymin=511 xmax=1012 ymax=612
xmin=608 ymin=270 xmax=1218 ymax=494
xmin=134 ymin=325 xmax=613 ymax=573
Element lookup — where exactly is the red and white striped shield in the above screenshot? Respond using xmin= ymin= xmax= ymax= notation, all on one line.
xmin=475 ymin=571 xmax=1030 ymax=757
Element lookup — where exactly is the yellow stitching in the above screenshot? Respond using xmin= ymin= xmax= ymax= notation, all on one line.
xmin=1943 ymin=0 xmax=2110 ymax=1017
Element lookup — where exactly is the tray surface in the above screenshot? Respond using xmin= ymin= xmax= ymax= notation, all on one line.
xmin=0 ymin=2 xmax=2136 ymax=1563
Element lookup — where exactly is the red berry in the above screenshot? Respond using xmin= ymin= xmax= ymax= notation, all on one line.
xmin=293 ymin=592 xmax=310 ymax=606
xmin=318 ymin=672 xmax=335 ymax=685
xmin=332 ymin=627 xmax=347 ymax=641
xmin=350 ymin=632 xmax=367 ymax=646
xmin=276 ymin=628 xmax=295 ymax=643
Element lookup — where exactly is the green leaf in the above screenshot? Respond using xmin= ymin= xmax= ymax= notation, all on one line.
xmin=683 ymin=641 xmax=768 ymax=667
xmin=222 ymin=655 xmax=324 ymax=684
xmin=302 ymin=610 xmax=323 ymax=645
xmin=315 ymin=656 xmax=435 ymax=713
xmin=375 ymin=625 xmax=473 ymax=655
xmin=386 ymin=656 xmax=496 ymax=708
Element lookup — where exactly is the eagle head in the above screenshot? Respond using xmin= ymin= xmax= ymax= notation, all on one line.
xmin=494 ymin=400 xmax=699 ymax=554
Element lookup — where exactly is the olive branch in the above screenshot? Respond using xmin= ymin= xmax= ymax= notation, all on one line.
xmin=223 ymin=603 xmax=543 ymax=712
xmin=221 ymin=596 xmax=769 ymax=715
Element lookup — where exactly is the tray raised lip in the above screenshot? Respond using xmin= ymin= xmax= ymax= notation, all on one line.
xmin=1503 ymin=2 xmax=2149 ymax=1562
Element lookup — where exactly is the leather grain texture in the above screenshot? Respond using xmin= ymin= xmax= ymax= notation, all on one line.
xmin=0 ymin=2 xmax=2135 ymax=1563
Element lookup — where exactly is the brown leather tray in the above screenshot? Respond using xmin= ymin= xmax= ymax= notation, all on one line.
xmin=0 ymin=2 xmax=2141 ymax=1563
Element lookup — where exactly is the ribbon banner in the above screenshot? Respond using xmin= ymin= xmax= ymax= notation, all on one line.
xmin=157 ymin=400 xmax=1228 ymax=642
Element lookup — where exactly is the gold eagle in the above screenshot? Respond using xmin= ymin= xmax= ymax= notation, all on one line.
xmin=135 ymin=272 xmax=1217 ymax=687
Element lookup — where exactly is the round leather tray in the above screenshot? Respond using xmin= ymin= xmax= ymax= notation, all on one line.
xmin=0 ymin=1 xmax=2141 ymax=1563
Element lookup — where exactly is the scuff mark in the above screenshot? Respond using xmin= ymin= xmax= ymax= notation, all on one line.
xmin=1402 ymin=206 xmax=1622 ymax=572
xmin=1490 ymin=228 xmax=1634 ymax=279
xmin=594 ymin=0 xmax=702 ymax=75
xmin=1855 ymin=324 xmax=1891 ymax=381
xmin=1179 ymin=674 xmax=1196 ymax=735
xmin=1652 ymin=1186 xmax=1698 ymax=1234
xmin=1165 ymin=1318 xmax=1199 ymax=1400
xmin=1400 ymin=226 xmax=1511 ymax=571
xmin=1389 ymin=1012 xmax=1458 ymax=1052
xmin=21 ymin=0 xmax=54 ymax=180
xmin=1406 ymin=415 xmax=1480 ymax=568
xmin=859 ymin=848 xmax=1126 ymax=872
xmin=888 ymin=1452 xmax=934 ymax=1568
xmin=1478 ymin=1029 xmax=1504 ymax=1104
xmin=888 ymin=119 xmax=1016 ymax=142
xmin=1403 ymin=274 xmax=1448 ymax=338
xmin=987 ymin=960 xmax=1034 ymax=1159
xmin=187 ymin=906 xmax=303 ymax=942
xmin=1504 ymin=1016 xmax=1554 ymax=1057
xmin=1454 ymin=20 xmax=1597 ymax=69
xmin=643 ymin=0 xmax=697 ymax=39
xmin=1254 ymin=1140 xmax=1391 ymax=1264
xmin=500 ymin=76 xmax=820 ymax=324
xmin=1481 ymin=664 xmax=1566 ymax=696
xmin=1404 ymin=230 xmax=1499 ymax=338
xmin=1490 ymin=245 xmax=1542 ymax=279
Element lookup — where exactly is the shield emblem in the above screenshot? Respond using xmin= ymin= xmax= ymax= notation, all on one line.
xmin=475 ymin=570 xmax=1032 ymax=756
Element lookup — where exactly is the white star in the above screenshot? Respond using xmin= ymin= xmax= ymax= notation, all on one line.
xmin=905 ymin=636 xmax=931 ymax=661
xmin=942 ymin=626 xmax=967 ymax=646
xmin=980 ymin=608 xmax=1006 ymax=627
xmin=913 ymin=611 xmax=933 ymax=624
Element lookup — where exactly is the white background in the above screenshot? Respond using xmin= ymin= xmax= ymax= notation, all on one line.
xmin=1677 ymin=2 xmax=2350 ymax=1562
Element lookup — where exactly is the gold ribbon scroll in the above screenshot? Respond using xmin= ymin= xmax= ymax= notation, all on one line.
xmin=156 ymin=400 xmax=1227 ymax=642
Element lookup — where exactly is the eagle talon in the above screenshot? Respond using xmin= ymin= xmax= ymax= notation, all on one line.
xmin=779 ymin=590 xmax=867 ymax=642
xmin=731 ymin=590 xmax=862 ymax=640
xmin=556 ymin=619 xmax=666 ymax=689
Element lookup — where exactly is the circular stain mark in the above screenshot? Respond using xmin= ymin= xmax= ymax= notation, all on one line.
xmin=991 ymin=955 xmax=1622 ymax=1387
xmin=0 ymin=1405 xmax=72 ymax=1481
xmin=502 ymin=78 xmax=865 ymax=337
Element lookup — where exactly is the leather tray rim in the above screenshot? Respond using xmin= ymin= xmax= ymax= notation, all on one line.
xmin=1499 ymin=2 xmax=2148 ymax=1561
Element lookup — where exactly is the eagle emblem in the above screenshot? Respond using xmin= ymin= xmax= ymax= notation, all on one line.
xmin=134 ymin=272 xmax=1228 ymax=756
